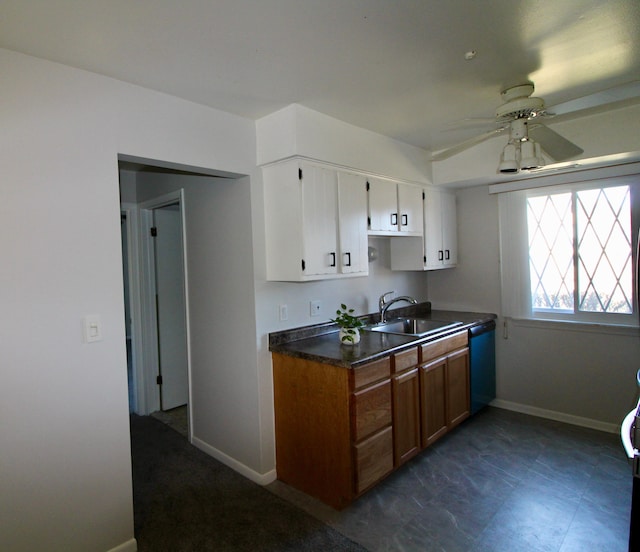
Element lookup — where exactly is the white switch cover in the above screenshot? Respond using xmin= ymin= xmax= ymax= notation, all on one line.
xmin=310 ymin=300 xmax=321 ymax=316
xmin=279 ymin=304 xmax=288 ymax=321
xmin=83 ymin=315 xmax=103 ymax=343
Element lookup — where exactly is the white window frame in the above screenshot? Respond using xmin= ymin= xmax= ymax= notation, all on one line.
xmin=498 ymin=173 xmax=640 ymax=327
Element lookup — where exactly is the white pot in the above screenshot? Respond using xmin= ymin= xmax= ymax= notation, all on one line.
xmin=339 ymin=327 xmax=361 ymax=345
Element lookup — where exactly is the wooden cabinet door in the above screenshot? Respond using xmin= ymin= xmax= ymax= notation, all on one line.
xmin=353 ymin=426 xmax=393 ymax=494
xmin=420 ymin=357 xmax=448 ymax=447
xmin=392 ymin=367 xmax=421 ymax=466
xmin=351 ymin=379 xmax=392 ymax=442
xmin=447 ymin=348 xmax=470 ymax=429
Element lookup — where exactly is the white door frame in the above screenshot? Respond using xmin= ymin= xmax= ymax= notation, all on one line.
xmin=137 ymin=190 xmax=192 ymax=439
xmin=121 ymin=203 xmax=144 ymax=414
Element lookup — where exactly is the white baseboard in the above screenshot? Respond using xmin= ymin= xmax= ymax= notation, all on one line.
xmin=107 ymin=538 xmax=137 ymax=552
xmin=490 ymin=399 xmax=619 ymax=434
xmin=192 ymin=436 xmax=277 ymax=486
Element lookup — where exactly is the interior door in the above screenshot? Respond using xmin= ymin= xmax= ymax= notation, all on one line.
xmin=154 ymin=204 xmax=189 ymax=411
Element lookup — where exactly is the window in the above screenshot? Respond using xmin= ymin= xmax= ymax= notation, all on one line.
xmin=527 ymin=185 xmax=632 ymax=316
xmin=498 ymin=174 xmax=639 ymax=325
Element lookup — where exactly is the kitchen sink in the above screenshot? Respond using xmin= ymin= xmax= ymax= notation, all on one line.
xmin=366 ymin=318 xmax=463 ymax=337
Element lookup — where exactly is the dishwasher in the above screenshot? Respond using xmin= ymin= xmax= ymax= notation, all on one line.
xmin=468 ymin=320 xmax=496 ymax=415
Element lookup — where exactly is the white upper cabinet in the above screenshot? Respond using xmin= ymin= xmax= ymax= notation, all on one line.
xmin=390 ymin=188 xmax=458 ymax=271
xmin=425 ymin=188 xmax=457 ymax=269
xmin=337 ymin=171 xmax=369 ymax=275
xmin=398 ymin=184 xmax=424 ymax=234
xmin=367 ymin=178 xmax=423 ymax=236
xmin=263 ymin=159 xmax=368 ymax=281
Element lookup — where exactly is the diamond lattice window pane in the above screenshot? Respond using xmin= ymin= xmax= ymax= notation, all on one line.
xmin=576 ymin=186 xmax=632 ymax=314
xmin=527 ymin=193 xmax=573 ymax=311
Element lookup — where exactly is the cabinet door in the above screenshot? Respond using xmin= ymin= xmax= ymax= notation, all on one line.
xmin=301 ymin=164 xmax=338 ymax=276
xmin=263 ymin=160 xmax=305 ymax=281
xmin=398 ymin=184 xmax=423 ymax=234
xmin=392 ymin=367 xmax=421 ymax=466
xmin=368 ymin=178 xmax=397 ymax=233
xmin=338 ymin=172 xmax=368 ymax=275
xmin=353 ymin=426 xmax=393 ymax=494
xmin=447 ymin=348 xmax=470 ymax=429
xmin=441 ymin=191 xmax=457 ymax=267
xmin=351 ymin=379 xmax=392 ymax=442
xmin=420 ymin=357 xmax=448 ymax=447
xmin=423 ymin=188 xmax=444 ymax=269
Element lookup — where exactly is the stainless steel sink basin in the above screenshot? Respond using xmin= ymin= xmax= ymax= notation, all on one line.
xmin=366 ymin=318 xmax=463 ymax=337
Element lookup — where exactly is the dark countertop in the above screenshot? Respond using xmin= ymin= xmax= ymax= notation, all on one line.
xmin=269 ymin=304 xmax=496 ymax=368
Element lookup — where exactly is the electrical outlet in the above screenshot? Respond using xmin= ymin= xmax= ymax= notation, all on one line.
xmin=279 ymin=304 xmax=288 ymax=321
xmin=310 ymin=300 xmax=321 ymax=317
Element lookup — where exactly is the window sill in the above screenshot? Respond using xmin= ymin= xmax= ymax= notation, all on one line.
xmin=508 ymin=316 xmax=639 ymax=337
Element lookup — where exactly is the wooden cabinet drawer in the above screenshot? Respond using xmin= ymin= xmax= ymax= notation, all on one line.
xmin=351 ymin=379 xmax=392 ymax=441
xmin=351 ymin=357 xmax=391 ymax=390
xmin=419 ymin=331 xmax=467 ymax=363
xmin=392 ymin=347 xmax=418 ymax=373
xmin=353 ymin=426 xmax=393 ymax=494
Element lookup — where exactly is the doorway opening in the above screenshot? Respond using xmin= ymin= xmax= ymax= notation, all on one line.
xmin=120 ymin=169 xmax=192 ymax=440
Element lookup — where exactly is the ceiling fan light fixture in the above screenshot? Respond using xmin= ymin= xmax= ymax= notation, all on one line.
xmin=520 ymin=139 xmax=541 ymax=170
xmin=498 ymin=142 xmax=519 ymax=173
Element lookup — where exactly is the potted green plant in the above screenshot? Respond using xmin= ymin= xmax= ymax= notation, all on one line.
xmin=331 ymin=303 xmax=364 ymax=345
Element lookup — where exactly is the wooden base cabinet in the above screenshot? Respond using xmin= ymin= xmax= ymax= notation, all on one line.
xmin=419 ymin=332 xmax=470 ymax=448
xmin=272 ymin=332 xmax=470 ymax=509
xmin=420 ymin=357 xmax=448 ymax=447
xmin=391 ymin=347 xmax=421 ymax=467
xmin=273 ymin=353 xmax=392 ymax=509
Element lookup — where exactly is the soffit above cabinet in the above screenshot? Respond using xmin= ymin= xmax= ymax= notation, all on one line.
xmin=256 ymin=105 xmax=432 ymax=186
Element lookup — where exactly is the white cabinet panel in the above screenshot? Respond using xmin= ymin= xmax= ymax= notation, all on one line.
xmin=425 ymin=188 xmax=457 ymax=269
xmin=302 ymin=166 xmax=338 ymax=275
xmin=368 ymin=178 xmax=423 ymax=236
xmin=440 ymin=191 xmax=458 ymax=267
xmin=338 ymin=172 xmax=368 ymax=275
xmin=368 ymin=178 xmax=397 ymax=233
xmin=390 ymin=188 xmax=457 ymax=271
xmin=398 ymin=184 xmax=423 ymax=234
xmin=263 ymin=159 xmax=368 ymax=281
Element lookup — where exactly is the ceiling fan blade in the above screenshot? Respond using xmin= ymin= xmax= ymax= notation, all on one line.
xmin=529 ymin=125 xmax=583 ymax=162
xmin=443 ymin=117 xmax=497 ymax=129
xmin=431 ymin=127 xmax=507 ymax=161
xmin=549 ymin=80 xmax=640 ymax=117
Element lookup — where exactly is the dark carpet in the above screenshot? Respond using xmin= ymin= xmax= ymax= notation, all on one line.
xmin=130 ymin=414 xmax=368 ymax=551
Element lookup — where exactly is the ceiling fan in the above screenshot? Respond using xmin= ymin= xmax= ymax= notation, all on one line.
xmin=431 ymin=80 xmax=640 ymax=173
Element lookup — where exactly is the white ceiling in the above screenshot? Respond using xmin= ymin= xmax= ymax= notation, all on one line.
xmin=2 ymin=0 xmax=639 ymax=153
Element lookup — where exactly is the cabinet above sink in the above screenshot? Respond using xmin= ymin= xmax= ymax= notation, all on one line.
xmin=262 ymin=156 xmax=456 ymax=282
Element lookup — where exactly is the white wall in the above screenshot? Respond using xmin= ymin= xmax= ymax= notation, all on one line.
xmin=134 ymin=172 xmax=263 ymax=473
xmin=1 ymin=49 xmax=256 ymax=552
xmin=428 ymin=183 xmax=640 ymax=429
xmin=256 ymin=103 xmax=432 ymax=184
xmin=2 ymin=47 xmax=432 ymax=550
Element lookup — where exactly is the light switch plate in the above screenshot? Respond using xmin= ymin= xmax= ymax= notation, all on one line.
xmin=83 ymin=315 xmax=102 ymax=343
xmin=279 ymin=304 xmax=288 ymax=321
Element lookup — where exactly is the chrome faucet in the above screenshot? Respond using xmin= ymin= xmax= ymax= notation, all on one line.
xmin=378 ymin=291 xmax=418 ymax=323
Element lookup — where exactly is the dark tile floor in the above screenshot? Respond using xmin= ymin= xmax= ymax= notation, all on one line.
xmin=268 ymin=407 xmax=632 ymax=552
